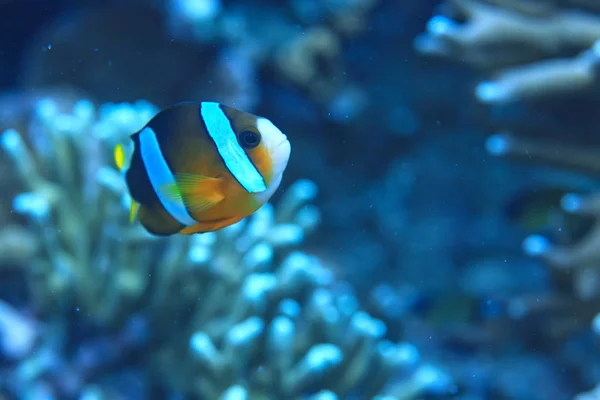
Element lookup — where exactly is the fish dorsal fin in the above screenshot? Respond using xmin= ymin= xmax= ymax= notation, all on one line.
xmin=159 ymin=173 xmax=224 ymax=213
xmin=114 ymin=144 xmax=126 ymax=171
xmin=115 ymin=143 xmax=139 ymax=224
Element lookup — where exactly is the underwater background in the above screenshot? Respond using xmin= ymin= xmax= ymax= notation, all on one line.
xmin=1 ymin=0 xmax=600 ymax=399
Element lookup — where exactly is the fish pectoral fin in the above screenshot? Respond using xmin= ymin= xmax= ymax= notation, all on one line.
xmin=158 ymin=173 xmax=225 ymax=213
xmin=158 ymin=182 xmax=184 ymax=202
xmin=179 ymin=215 xmax=244 ymax=235
xmin=114 ymin=144 xmax=126 ymax=171
xmin=176 ymin=173 xmax=225 ymax=211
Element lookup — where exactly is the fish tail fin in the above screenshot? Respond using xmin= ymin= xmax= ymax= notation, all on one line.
xmin=129 ymin=200 xmax=140 ymax=224
xmin=115 ymin=142 xmax=137 ymax=223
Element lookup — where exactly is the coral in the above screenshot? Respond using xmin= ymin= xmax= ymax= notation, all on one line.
xmin=485 ymin=132 xmax=600 ymax=358
xmin=289 ymin=0 xmax=378 ymax=37
xmin=19 ymin=1 xmax=377 ymax=116
xmin=417 ymin=0 xmax=600 ymax=289
xmin=1 ymin=98 xmax=158 ymax=324
xmin=275 ymin=27 xmax=343 ymax=103
xmin=19 ymin=4 xmax=250 ymax=108
xmin=414 ymin=0 xmax=600 ymax=103
xmin=0 ymin=96 xmax=451 ymax=398
xmin=0 ymin=87 xmax=85 ymax=229
xmin=415 ymin=0 xmax=600 ymax=300
xmin=416 ymin=1 xmax=600 ymax=397
xmin=577 ymin=383 xmax=600 ymax=400
xmin=485 ymin=133 xmax=600 ymax=273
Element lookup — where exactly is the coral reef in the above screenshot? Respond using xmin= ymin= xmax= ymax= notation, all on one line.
xmin=20 ymin=0 xmax=378 ymax=112
xmin=0 ymin=97 xmax=451 ymax=398
xmin=417 ymin=0 xmax=600 ymax=397
xmin=416 ymin=0 xmax=600 ymax=301
xmin=415 ymin=0 xmax=600 ymax=103
xmin=416 ymin=0 xmax=600 ymax=300
xmin=6 ymin=0 xmax=600 ymax=398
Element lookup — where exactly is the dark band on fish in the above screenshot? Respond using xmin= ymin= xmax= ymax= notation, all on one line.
xmin=147 ymin=104 xmax=183 ymax=175
xmin=126 ymin=133 xmax=186 ymax=235
xmin=126 ymin=106 xmax=203 ymax=232
xmin=126 ymin=133 xmax=162 ymax=210
xmin=138 ymin=126 xmax=198 ymax=227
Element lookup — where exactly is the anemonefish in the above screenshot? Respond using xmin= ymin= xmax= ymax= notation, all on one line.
xmin=113 ymin=101 xmax=291 ymax=236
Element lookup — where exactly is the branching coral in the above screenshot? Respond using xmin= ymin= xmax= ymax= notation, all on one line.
xmin=417 ymin=0 xmax=600 ymax=306
xmin=485 ymin=133 xmax=600 ymax=272
xmin=21 ymin=1 xmax=377 ymax=118
xmin=484 ymin=133 xmax=600 ymax=340
xmin=417 ymin=1 xmax=600 ymax=397
xmin=414 ymin=0 xmax=600 ymax=103
xmin=0 ymin=97 xmax=451 ymax=398
xmin=1 ymin=98 xmax=158 ymax=324
xmin=275 ymin=27 xmax=343 ymax=103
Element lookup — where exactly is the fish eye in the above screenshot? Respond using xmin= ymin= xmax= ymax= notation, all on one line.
xmin=238 ymin=130 xmax=261 ymax=149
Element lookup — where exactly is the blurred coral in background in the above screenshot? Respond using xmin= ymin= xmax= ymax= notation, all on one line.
xmin=1 ymin=0 xmax=600 ymax=399
xmin=417 ymin=0 xmax=600 ymax=398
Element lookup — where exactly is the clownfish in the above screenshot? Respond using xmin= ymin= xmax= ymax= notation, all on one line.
xmin=113 ymin=101 xmax=291 ymax=236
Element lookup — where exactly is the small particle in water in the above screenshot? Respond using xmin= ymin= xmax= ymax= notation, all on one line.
xmin=76 ymin=307 xmax=80 ymax=312
xmin=47 ymin=44 xmax=51 ymax=50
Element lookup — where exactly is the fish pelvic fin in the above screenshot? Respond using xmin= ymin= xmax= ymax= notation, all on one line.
xmin=179 ymin=215 xmax=245 ymax=235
